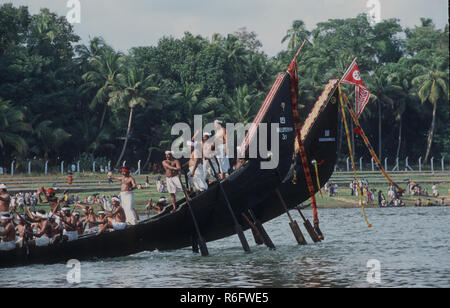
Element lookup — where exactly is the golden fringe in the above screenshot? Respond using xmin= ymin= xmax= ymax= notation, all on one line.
xmin=295 ymin=79 xmax=338 ymax=153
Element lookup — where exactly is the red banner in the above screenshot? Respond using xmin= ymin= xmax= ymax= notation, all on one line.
xmin=341 ymin=59 xmax=371 ymax=118
xmin=355 ymin=85 xmax=371 ymax=118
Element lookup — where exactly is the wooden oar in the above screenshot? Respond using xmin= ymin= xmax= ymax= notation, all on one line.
xmin=248 ymin=209 xmax=276 ymax=250
xmin=179 ymin=177 xmax=209 ymax=257
xmin=295 ymin=206 xmax=320 ymax=243
xmin=241 ymin=213 xmax=264 ymax=245
xmin=275 ymin=188 xmax=307 ymax=245
xmin=209 ymin=157 xmax=251 ymax=253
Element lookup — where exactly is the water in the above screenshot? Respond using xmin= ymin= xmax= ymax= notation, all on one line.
xmin=1 ymin=207 xmax=449 ymax=288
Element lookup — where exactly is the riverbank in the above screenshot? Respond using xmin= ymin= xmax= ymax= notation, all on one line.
xmin=1 ymin=172 xmax=449 ymax=214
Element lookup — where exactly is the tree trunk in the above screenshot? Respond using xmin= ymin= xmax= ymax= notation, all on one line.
xmin=378 ymin=100 xmax=382 ymax=161
xmin=115 ymin=107 xmax=134 ymax=168
xmin=99 ymin=104 xmax=107 ymax=130
xmin=424 ymin=101 xmax=437 ymax=164
xmin=142 ymin=148 xmax=153 ymax=171
xmin=396 ymin=115 xmax=402 ymax=159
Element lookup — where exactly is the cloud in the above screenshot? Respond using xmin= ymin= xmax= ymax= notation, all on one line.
xmin=3 ymin=0 xmax=448 ymax=56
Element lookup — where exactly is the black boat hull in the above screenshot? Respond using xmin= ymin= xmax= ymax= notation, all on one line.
xmin=0 ymin=79 xmax=339 ymax=268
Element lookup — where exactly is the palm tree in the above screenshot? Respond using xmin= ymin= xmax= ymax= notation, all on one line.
xmin=33 ymin=120 xmax=71 ymax=159
xmin=76 ymin=37 xmax=109 ymax=61
xmin=412 ymin=57 xmax=449 ymax=163
xmin=82 ymin=49 xmax=121 ymax=130
xmin=223 ymin=35 xmax=248 ymax=74
xmin=367 ymin=67 xmax=403 ymax=160
xmin=222 ymin=85 xmax=263 ymax=124
xmin=282 ymin=20 xmax=310 ymax=50
xmin=108 ymin=67 xmax=160 ymax=168
xmin=387 ymin=60 xmax=412 ymax=158
xmin=0 ymin=100 xmax=29 ymax=157
xmin=171 ymin=82 xmax=218 ymax=126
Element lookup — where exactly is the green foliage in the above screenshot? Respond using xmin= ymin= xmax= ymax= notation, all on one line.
xmin=73 ymin=152 xmax=109 ymax=172
xmin=0 ymin=99 xmax=30 ymax=156
xmin=0 ymin=4 xmax=448 ymax=170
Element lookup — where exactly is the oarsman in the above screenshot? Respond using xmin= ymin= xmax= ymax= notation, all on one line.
xmin=27 ymin=211 xmax=53 ymax=246
xmin=156 ymin=197 xmax=168 ymax=212
xmin=58 ymin=207 xmax=79 ymax=242
xmin=73 ymin=212 xmax=84 ymax=235
xmin=75 ymin=203 xmax=99 ymax=234
xmin=15 ymin=214 xmax=34 ymax=248
xmin=162 ymin=151 xmax=183 ymax=213
xmin=95 ymin=211 xmax=108 ymax=231
xmin=108 ymin=168 xmax=139 ymax=225
xmin=47 ymin=215 xmax=62 ymax=243
xmin=0 ymin=184 xmax=10 ymax=217
xmin=202 ymin=132 xmax=218 ymax=183
xmin=38 ymin=187 xmax=60 ymax=214
xmin=213 ymin=120 xmax=230 ymax=179
xmin=0 ymin=214 xmax=16 ymax=251
xmin=187 ymin=141 xmax=208 ymax=193
xmin=146 ymin=197 xmax=168 ymax=214
xmin=97 ymin=197 xmax=127 ymax=235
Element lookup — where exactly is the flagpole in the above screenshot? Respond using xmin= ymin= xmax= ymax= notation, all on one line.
xmin=293 ymin=40 xmax=307 ymax=62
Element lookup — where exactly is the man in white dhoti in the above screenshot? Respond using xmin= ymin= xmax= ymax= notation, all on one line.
xmin=187 ymin=141 xmax=208 ymax=193
xmin=202 ymin=132 xmax=218 ymax=183
xmin=162 ymin=151 xmax=183 ymax=212
xmin=214 ymin=120 xmax=230 ymax=179
xmin=108 ymin=168 xmax=139 ymax=225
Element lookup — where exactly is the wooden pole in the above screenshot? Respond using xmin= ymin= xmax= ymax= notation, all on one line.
xmin=241 ymin=213 xmax=264 ymax=246
xmin=275 ymin=188 xmax=307 ymax=245
xmin=179 ymin=178 xmax=209 ymax=257
xmin=208 ymin=158 xmax=251 ymax=253
xmin=295 ymin=206 xmax=320 ymax=243
xmin=248 ymin=209 xmax=276 ymax=250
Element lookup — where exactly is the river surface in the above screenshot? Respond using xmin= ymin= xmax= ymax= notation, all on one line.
xmin=1 ymin=206 xmax=449 ymax=288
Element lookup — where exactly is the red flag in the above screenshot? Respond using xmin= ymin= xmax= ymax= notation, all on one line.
xmin=340 ymin=59 xmax=371 ymax=118
xmin=341 ymin=59 xmax=367 ymax=88
xmin=355 ymin=85 xmax=370 ymax=118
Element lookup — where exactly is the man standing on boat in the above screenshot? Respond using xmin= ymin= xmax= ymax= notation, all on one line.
xmin=0 ymin=214 xmax=16 ymax=251
xmin=187 ymin=141 xmax=208 ymax=193
xmin=0 ymin=184 xmax=11 ymax=217
xmin=162 ymin=151 xmax=182 ymax=213
xmin=202 ymin=132 xmax=218 ymax=183
xmin=108 ymin=168 xmax=139 ymax=225
xmin=213 ymin=120 xmax=230 ymax=179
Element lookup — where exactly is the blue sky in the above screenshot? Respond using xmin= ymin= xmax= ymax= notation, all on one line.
xmin=2 ymin=0 xmax=448 ymax=56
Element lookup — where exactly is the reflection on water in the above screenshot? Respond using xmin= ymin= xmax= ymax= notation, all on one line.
xmin=1 ymin=207 xmax=449 ymax=288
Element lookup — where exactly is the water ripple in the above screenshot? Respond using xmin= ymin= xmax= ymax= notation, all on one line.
xmin=1 ymin=207 xmax=449 ymax=288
